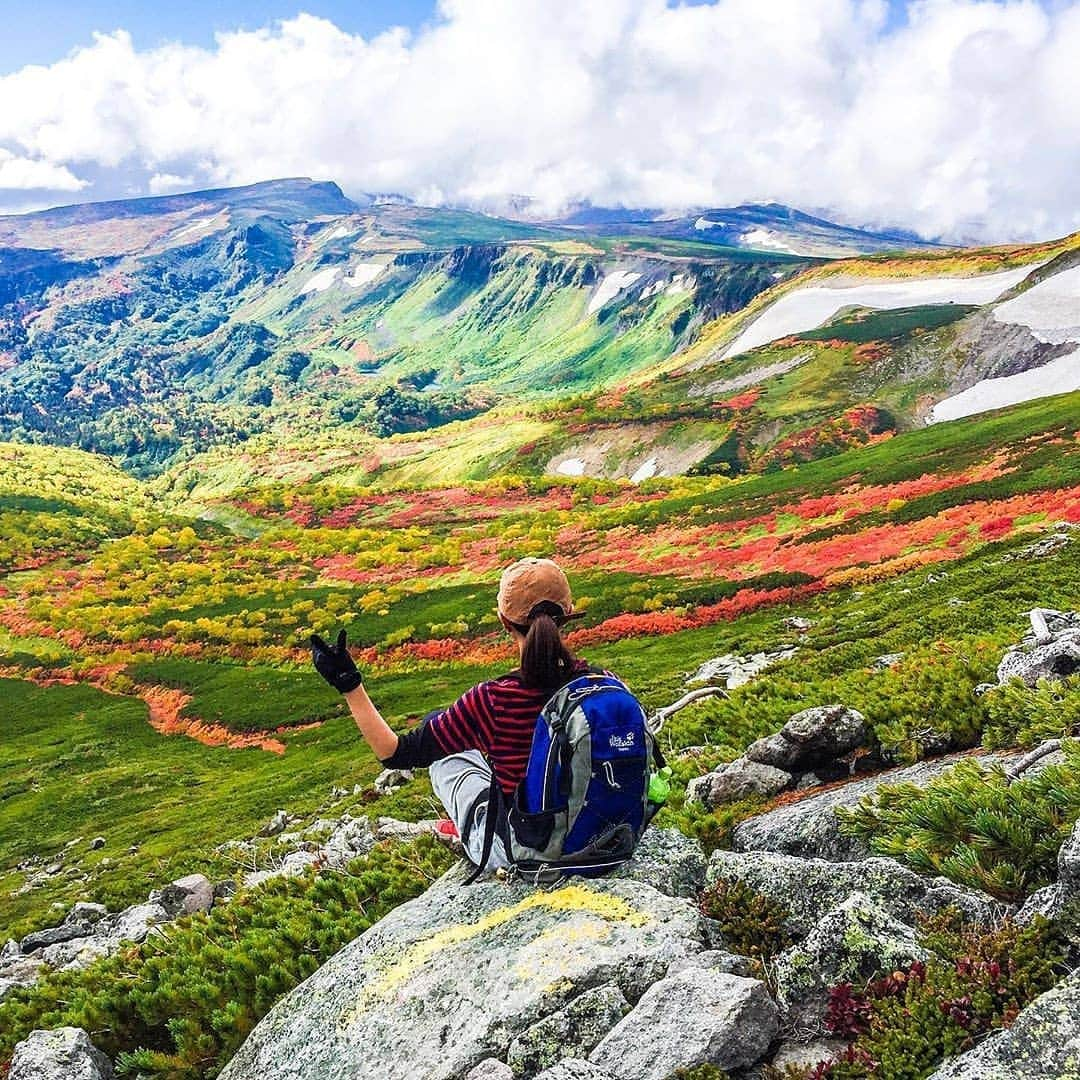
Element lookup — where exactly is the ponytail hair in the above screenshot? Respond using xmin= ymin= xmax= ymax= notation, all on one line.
xmin=515 ymin=600 xmax=578 ymax=690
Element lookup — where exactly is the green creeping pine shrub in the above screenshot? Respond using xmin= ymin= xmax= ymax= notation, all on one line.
xmin=981 ymin=675 xmax=1080 ymax=749
xmin=698 ymin=878 xmax=792 ymax=961
xmin=668 ymin=1067 xmax=731 ymax=1080
xmin=820 ymin=913 xmax=1064 ymax=1080
xmin=836 ymin=745 xmax=1080 ymax=902
xmin=0 ymin=837 xmax=455 ymax=1079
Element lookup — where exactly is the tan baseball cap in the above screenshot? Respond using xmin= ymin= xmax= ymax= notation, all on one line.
xmin=497 ymin=557 xmax=574 ymax=625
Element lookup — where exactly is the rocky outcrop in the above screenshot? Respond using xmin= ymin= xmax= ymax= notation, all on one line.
xmin=508 ymin=985 xmax=629 ymax=1075
xmin=731 ymin=750 xmax=1025 ymax=861
xmin=1016 ymin=816 xmax=1080 ymax=956
xmin=707 ymin=850 xmax=1003 ymax=936
xmin=687 ymin=704 xmax=875 ymax=810
xmin=772 ymin=892 xmax=931 ymax=1028
xmin=995 ymin=608 xmax=1080 ymax=687
xmin=685 ymin=758 xmax=792 ymax=807
xmin=926 ymin=969 xmax=1080 ymax=1079
xmin=218 ymin=831 xmax=716 ymax=1080
xmin=744 ymin=704 xmax=873 ymax=778
xmin=687 ymin=648 xmax=797 ymax=689
xmin=588 ymin=968 xmax=778 ymax=1079
xmin=9 ymin=1026 xmax=113 ymax=1080
xmin=0 ymin=874 xmax=225 ymax=998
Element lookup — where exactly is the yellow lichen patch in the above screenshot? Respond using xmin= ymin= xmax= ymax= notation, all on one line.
xmin=337 ymin=885 xmax=648 ymax=1029
xmin=512 ymin=920 xmax=614 ymax=986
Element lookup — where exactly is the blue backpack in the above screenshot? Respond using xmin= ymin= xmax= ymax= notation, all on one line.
xmin=467 ymin=670 xmax=665 ymax=885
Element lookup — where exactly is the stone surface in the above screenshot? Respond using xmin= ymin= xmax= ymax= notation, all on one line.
xmin=374 ymin=767 xmax=414 ymax=795
xmin=218 ymin=859 xmax=709 ymax=1080
xmin=259 ymin=809 xmax=290 ymax=837
xmin=20 ymin=902 xmax=107 ymax=952
xmin=744 ymin=704 xmax=873 ymax=780
xmin=9 ymin=1026 xmax=113 ymax=1080
xmin=534 ymin=1062 xmax=613 ymax=1080
xmin=707 ymin=850 xmax=1001 ymax=937
xmin=996 ymin=609 xmax=1080 ymax=687
xmin=588 ymin=968 xmax=778 ymax=1079
xmin=1059 ymin=816 xmax=1080 ymax=893
xmin=770 ymin=1039 xmax=846 ymax=1071
xmin=687 ymin=649 xmax=797 ymax=689
xmin=732 ymin=751 xmax=1024 ymax=861
xmin=507 ymin=984 xmax=629 ymax=1076
xmin=464 ymin=1061 xmax=514 ymax=1080
xmin=773 ymin=893 xmax=931 ymax=1029
xmin=159 ymin=874 xmax=214 ymax=917
xmin=926 ymin=969 xmax=1080 ymax=1079
xmin=607 ymin=827 xmax=706 ymax=899
xmin=666 ymin=949 xmax=757 ymax=978
xmin=685 ymin=758 xmax=791 ymax=807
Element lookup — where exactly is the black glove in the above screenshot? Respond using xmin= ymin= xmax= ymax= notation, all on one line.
xmin=310 ymin=628 xmax=363 ymax=694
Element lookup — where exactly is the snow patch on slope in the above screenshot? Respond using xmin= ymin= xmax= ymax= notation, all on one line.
xmin=991 ymin=265 xmax=1080 ymax=344
xmin=588 ymin=271 xmax=642 ymax=315
xmin=929 ymin=346 xmax=1080 ymax=422
xmin=343 ymin=261 xmax=387 ymax=288
xmin=722 ymin=264 xmax=1039 ymax=359
xmin=300 ymin=267 xmax=340 ymax=294
xmin=740 ymin=228 xmax=797 ymax=254
xmin=324 ymin=224 xmax=354 ymax=241
xmin=556 ymin=458 xmax=586 ymax=476
xmin=630 ymin=456 xmax=659 ymax=483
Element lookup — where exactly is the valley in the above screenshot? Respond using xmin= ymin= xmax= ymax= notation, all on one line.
xmin=1 ymin=179 xmax=1079 ymax=1080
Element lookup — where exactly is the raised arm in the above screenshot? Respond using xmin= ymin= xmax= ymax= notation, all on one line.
xmin=310 ymin=630 xmax=399 ymax=761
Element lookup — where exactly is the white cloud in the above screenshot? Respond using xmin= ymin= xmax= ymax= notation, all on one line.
xmin=0 ymin=1 xmax=1076 ymax=240
xmin=148 ymin=171 xmax=195 ymax=194
xmin=0 ymin=147 xmax=86 ymax=191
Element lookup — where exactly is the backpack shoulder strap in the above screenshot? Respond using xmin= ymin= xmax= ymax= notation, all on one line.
xmin=463 ymin=773 xmax=509 ymax=885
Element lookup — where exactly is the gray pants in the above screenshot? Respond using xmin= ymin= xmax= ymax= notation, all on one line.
xmin=429 ymin=749 xmax=511 ymax=870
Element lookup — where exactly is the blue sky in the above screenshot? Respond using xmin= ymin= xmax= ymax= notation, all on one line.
xmin=0 ymin=1 xmax=438 ymax=73
xmin=0 ymin=0 xmax=1076 ymax=240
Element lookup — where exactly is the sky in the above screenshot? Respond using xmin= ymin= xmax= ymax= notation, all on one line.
xmin=0 ymin=0 xmax=1077 ymax=241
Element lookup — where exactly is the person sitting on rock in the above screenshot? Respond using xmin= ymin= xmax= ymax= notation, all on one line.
xmin=310 ymin=557 xmax=594 ymax=873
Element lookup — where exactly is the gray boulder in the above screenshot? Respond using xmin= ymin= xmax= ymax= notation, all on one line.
xmin=508 ymin=985 xmax=629 ymax=1075
xmin=20 ymin=902 xmax=107 ymax=953
xmin=732 ymin=750 xmax=1023 ymax=861
xmin=773 ymin=893 xmax=931 ymax=1029
xmin=374 ymin=767 xmax=414 ymax=795
xmin=218 ymin=853 xmax=709 ymax=1080
xmin=159 ymin=874 xmax=214 ymax=917
xmin=770 ymin=1039 xmax=845 ymax=1071
xmin=707 ymin=850 xmax=1001 ymax=937
xmin=588 ymin=968 xmax=778 ymax=1079
xmin=686 ymin=758 xmax=791 ymax=807
xmin=0 ymin=953 xmax=46 ymax=1001
xmin=534 ymin=1062 xmax=613 ymax=1080
xmin=9 ymin=1026 xmax=113 ymax=1080
xmin=606 ymin=827 xmax=706 ymax=899
xmin=42 ymin=901 xmax=169 ymax=971
xmin=745 ymin=704 xmax=871 ymax=777
xmin=1059 ymin=816 xmax=1080 ymax=893
xmin=666 ymin=949 xmax=757 ymax=978
xmin=259 ymin=809 xmax=290 ymax=837
xmin=926 ymin=969 xmax=1080 ymax=1079
xmin=687 ymin=648 xmax=797 ymax=689
xmin=465 ymin=1061 xmax=514 ymax=1080
xmin=996 ymin=609 xmax=1080 ymax=687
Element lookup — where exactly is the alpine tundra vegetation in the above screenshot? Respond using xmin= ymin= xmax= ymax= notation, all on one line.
xmin=1 ymin=179 xmax=1080 ymax=1080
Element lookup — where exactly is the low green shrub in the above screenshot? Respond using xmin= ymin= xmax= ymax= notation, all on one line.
xmin=698 ymin=878 xmax=792 ymax=961
xmin=982 ymin=675 xmax=1080 ymax=749
xmin=819 ymin=914 xmax=1063 ymax=1080
xmin=0 ymin=837 xmax=455 ymax=1079
xmin=836 ymin=744 xmax=1080 ymax=901
xmin=668 ymin=1066 xmax=731 ymax=1080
